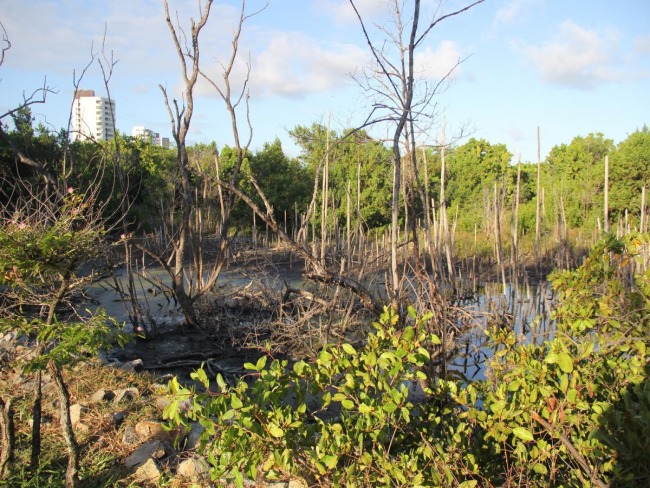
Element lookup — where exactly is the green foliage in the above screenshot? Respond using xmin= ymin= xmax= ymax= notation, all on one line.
xmin=610 ymin=126 xmax=650 ymax=224
xmin=165 ymin=307 xmax=445 ymax=487
xmin=545 ymin=132 xmax=614 ymax=228
xmin=248 ymin=139 xmax=312 ymax=233
xmin=165 ymin=236 xmax=649 ymax=487
xmin=455 ymin=234 xmax=650 ymax=486
xmin=445 ymin=138 xmax=512 ymax=231
xmin=290 ymin=124 xmax=393 ymax=231
xmin=0 ymin=188 xmax=129 ymax=369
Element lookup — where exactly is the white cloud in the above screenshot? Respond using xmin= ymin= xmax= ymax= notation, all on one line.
xmin=414 ymin=40 xmax=463 ymax=80
xmin=245 ymin=32 xmax=366 ymax=99
xmin=494 ymin=0 xmax=540 ymax=25
xmin=635 ymin=34 xmax=650 ymax=56
xmin=516 ymin=21 xmax=634 ymax=89
xmin=314 ymin=0 xmax=384 ymax=25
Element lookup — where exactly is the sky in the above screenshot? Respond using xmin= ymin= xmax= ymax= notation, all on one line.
xmin=1 ymin=0 xmax=649 ymax=163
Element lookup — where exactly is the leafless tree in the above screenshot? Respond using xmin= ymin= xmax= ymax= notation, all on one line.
xmin=139 ymin=0 xmax=267 ymax=328
xmin=0 ymin=23 xmax=58 ymax=188
xmin=349 ymin=0 xmax=484 ymax=310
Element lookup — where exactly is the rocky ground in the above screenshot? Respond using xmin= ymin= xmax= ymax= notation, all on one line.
xmin=0 ymin=331 xmax=307 ymax=487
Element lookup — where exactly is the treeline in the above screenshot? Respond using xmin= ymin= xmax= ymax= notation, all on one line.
xmin=2 ymin=108 xmax=648 ymax=243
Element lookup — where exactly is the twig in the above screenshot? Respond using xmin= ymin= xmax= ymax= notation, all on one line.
xmin=531 ymin=411 xmax=609 ymax=488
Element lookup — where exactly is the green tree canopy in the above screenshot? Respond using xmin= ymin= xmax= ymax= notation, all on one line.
xmin=545 ymin=132 xmax=613 ymax=228
xmin=609 ymin=126 xmax=650 ymax=224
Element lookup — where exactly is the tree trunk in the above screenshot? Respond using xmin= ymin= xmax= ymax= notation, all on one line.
xmin=604 ymin=155 xmax=609 ymax=234
xmin=47 ymin=361 xmax=79 ymax=488
xmin=0 ymin=398 xmax=14 ymax=479
xmin=535 ymin=126 xmax=542 ymax=250
xmin=30 ymin=368 xmax=42 ymax=468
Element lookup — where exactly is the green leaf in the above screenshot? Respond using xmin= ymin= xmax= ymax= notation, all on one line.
xmin=430 ymin=333 xmax=442 ymax=345
xmin=323 ymin=454 xmax=338 ymax=469
xmin=359 ymin=452 xmax=373 ymax=466
xmin=268 ymin=424 xmax=284 ymax=438
xmin=256 ymin=355 xmax=267 ymax=371
xmin=358 ymin=403 xmax=373 ymax=414
xmin=341 ymin=399 xmax=354 ymax=409
xmin=293 ymin=361 xmax=305 ymax=375
xmin=544 ymin=353 xmax=559 ymax=364
xmin=512 ymin=427 xmax=534 ymax=442
xmin=635 ymin=340 xmax=646 ymax=355
xmin=342 ymin=343 xmax=357 ymax=355
xmin=191 ymin=366 xmax=208 ymax=387
xmin=557 ymin=352 xmax=573 ymax=373
xmin=231 ymin=394 xmax=243 ymax=409
xmin=533 ymin=463 xmax=548 ymax=475
xmin=458 ymin=481 xmax=478 ymax=488
xmin=383 ymin=402 xmax=398 ymax=413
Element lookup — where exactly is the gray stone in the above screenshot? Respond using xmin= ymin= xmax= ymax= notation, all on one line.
xmin=185 ymin=422 xmax=205 ymax=451
xmin=176 ymin=457 xmax=210 ymax=479
xmin=89 ymin=389 xmax=115 ymax=403
xmin=107 ymin=358 xmax=123 ymax=368
xmin=124 ymin=440 xmax=166 ymax=468
xmin=288 ymin=479 xmax=309 ymax=488
xmin=120 ymin=358 xmax=144 ymax=372
xmin=121 ymin=426 xmax=140 ymax=445
xmin=113 ymin=387 xmax=140 ymax=404
xmin=133 ymin=458 xmax=161 ymax=481
xmin=155 ymin=396 xmax=192 ymax=413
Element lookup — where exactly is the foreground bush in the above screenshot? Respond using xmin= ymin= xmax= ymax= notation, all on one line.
xmin=166 ymin=235 xmax=649 ymax=487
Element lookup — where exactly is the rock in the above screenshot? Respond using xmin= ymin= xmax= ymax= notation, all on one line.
xmin=113 ymin=387 xmax=140 ymax=404
xmin=134 ymin=458 xmax=161 ymax=481
xmin=107 ymin=358 xmax=123 ymax=368
xmin=28 ymin=415 xmax=53 ymax=428
xmin=156 ymin=396 xmax=192 ymax=413
xmin=122 ymin=426 xmax=140 ymax=445
xmin=135 ymin=419 xmax=185 ymax=445
xmin=69 ymin=403 xmax=87 ymax=427
xmin=185 ymin=422 xmax=205 ymax=451
xmin=89 ymin=389 xmax=115 ymax=403
xmin=176 ymin=457 xmax=210 ymax=479
xmin=112 ymin=411 xmax=127 ymax=427
xmin=120 ymin=359 xmax=144 ymax=372
xmin=135 ymin=419 xmax=166 ymax=438
xmin=288 ymin=478 xmax=309 ymax=488
xmin=1 ymin=330 xmax=18 ymax=343
xmin=124 ymin=440 xmax=167 ymax=468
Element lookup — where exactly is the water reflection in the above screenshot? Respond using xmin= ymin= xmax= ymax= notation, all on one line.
xmin=449 ymin=281 xmax=556 ymax=381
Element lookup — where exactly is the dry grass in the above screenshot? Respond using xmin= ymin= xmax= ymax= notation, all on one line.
xmin=0 ymin=356 xmax=194 ymax=487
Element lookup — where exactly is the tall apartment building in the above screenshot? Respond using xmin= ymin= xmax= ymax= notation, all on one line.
xmin=72 ymin=89 xmax=116 ymax=142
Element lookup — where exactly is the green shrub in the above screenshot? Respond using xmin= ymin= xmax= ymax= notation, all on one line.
xmin=165 ymin=234 xmax=650 ymax=487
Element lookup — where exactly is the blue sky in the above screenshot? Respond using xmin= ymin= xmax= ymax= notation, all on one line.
xmin=1 ymin=0 xmax=649 ymax=163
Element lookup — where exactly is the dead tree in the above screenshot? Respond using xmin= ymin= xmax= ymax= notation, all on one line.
xmin=149 ymin=0 xmax=266 ymax=328
xmin=349 ymin=0 xmax=484 ymax=311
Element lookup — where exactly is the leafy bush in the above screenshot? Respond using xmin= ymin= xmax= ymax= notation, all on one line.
xmin=165 ymin=235 xmax=650 ymax=487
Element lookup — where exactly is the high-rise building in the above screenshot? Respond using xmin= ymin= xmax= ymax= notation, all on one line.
xmin=72 ymin=89 xmax=116 ymax=142
xmin=132 ymin=126 xmax=170 ymax=148
xmin=132 ymin=126 xmax=158 ymax=144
